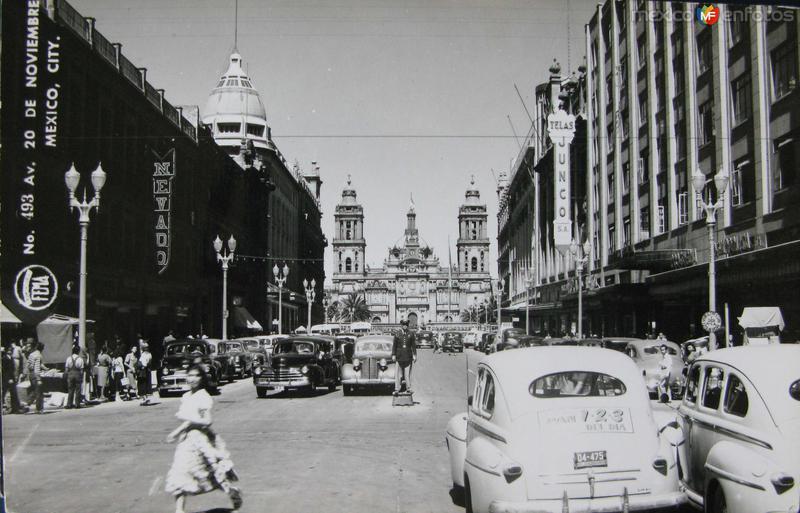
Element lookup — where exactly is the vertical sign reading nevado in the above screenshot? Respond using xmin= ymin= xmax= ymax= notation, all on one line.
xmin=1 ymin=0 xmax=64 ymax=319
xmin=547 ymin=109 xmax=576 ymax=254
xmin=152 ymin=148 xmax=176 ymax=274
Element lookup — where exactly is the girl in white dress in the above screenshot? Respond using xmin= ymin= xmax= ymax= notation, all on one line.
xmin=165 ymin=365 xmax=241 ymax=513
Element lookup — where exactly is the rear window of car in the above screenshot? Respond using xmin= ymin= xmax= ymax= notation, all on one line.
xmin=643 ymin=345 xmax=678 ymax=355
xmin=166 ymin=344 xmax=205 ymax=356
xmin=530 ymin=372 xmax=627 ymax=398
xmin=273 ymin=341 xmax=315 ymax=354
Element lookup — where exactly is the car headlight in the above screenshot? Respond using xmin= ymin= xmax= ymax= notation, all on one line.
xmin=352 ymin=358 xmax=361 ymax=371
xmin=162 ymin=367 xmax=171 ymax=375
xmin=300 ymin=365 xmax=309 ymax=375
xmin=253 ymin=367 xmax=262 ymax=376
xmin=379 ymin=358 xmax=387 ymax=370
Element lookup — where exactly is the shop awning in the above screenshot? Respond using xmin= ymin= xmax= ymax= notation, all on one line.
xmin=0 ymin=301 xmax=22 ymax=323
xmin=738 ymin=307 xmax=785 ymax=330
xmin=232 ymin=306 xmax=263 ymax=330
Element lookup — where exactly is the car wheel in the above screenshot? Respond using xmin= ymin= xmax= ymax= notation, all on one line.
xmin=256 ymin=387 xmax=268 ymax=398
xmin=327 ymin=381 xmax=337 ymax=392
xmin=710 ymin=485 xmax=727 ymax=513
xmin=464 ymin=475 xmax=474 ymax=513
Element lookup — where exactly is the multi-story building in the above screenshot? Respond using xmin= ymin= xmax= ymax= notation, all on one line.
xmin=331 ymin=178 xmax=493 ymax=327
xmin=1 ymin=0 xmax=326 ymax=353
xmin=499 ymin=2 xmax=800 ymax=341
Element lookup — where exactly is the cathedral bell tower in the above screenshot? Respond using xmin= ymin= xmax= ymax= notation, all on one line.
xmin=457 ymin=176 xmax=490 ymax=274
xmin=332 ymin=176 xmax=366 ymax=276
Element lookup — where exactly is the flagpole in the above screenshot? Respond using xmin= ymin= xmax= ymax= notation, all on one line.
xmin=448 ymin=235 xmax=453 ymax=322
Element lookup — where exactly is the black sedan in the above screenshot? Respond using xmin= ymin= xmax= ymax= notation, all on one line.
xmin=159 ymin=340 xmax=221 ymax=396
xmin=252 ymin=337 xmax=340 ymax=398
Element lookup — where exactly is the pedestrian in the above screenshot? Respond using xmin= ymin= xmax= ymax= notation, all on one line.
xmin=95 ymin=346 xmax=112 ymax=401
xmin=138 ymin=342 xmax=153 ymax=405
xmin=124 ymin=345 xmax=139 ymax=400
xmin=165 ymin=365 xmax=242 ymax=513
xmin=657 ymin=344 xmax=673 ymax=403
xmin=26 ymin=341 xmax=48 ymax=414
xmin=163 ymin=330 xmax=176 ymax=347
xmin=391 ymin=320 xmax=417 ymax=395
xmin=1 ymin=345 xmax=23 ymax=414
xmin=112 ymin=351 xmax=126 ymax=402
xmin=65 ymin=345 xmax=85 ymax=409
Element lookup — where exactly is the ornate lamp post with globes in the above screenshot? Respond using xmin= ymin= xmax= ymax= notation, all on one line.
xmin=691 ymin=167 xmax=729 ymax=350
xmin=213 ymin=235 xmax=236 ymax=340
xmin=64 ymin=163 xmax=107 ymax=351
xmin=303 ymin=278 xmax=316 ymax=332
xmin=272 ymin=263 xmax=289 ymax=334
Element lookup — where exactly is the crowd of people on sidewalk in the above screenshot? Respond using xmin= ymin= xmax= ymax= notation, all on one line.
xmin=1 ymin=335 xmax=158 ymax=414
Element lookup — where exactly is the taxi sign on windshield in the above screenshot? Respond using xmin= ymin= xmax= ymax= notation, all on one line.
xmin=539 ymin=408 xmax=634 ymax=434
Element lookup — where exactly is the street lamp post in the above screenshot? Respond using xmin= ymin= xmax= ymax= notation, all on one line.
xmin=64 ymin=163 xmax=107 ymax=351
xmin=496 ymin=279 xmax=504 ymax=330
xmin=322 ymin=294 xmax=330 ymax=324
xmin=213 ymin=235 xmax=237 ymax=340
xmin=569 ymin=240 xmax=591 ymax=339
xmin=525 ymin=269 xmax=534 ymax=335
xmin=303 ymin=278 xmax=317 ymax=332
xmin=272 ymin=264 xmax=289 ymax=334
xmin=691 ymin=167 xmax=729 ymax=351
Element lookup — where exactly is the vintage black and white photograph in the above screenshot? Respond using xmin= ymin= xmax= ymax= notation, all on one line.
xmin=1 ymin=1 xmax=799 ymax=512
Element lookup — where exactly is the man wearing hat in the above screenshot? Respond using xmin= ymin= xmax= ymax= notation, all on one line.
xmin=391 ymin=320 xmax=417 ymax=395
xmin=137 ymin=341 xmax=153 ymax=405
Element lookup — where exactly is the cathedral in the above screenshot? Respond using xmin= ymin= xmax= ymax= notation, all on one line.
xmin=331 ymin=178 xmax=493 ymax=327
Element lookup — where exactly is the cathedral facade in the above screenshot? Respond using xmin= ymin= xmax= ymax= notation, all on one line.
xmin=331 ymin=178 xmax=492 ymax=327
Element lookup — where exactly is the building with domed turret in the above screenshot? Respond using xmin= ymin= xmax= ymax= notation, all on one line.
xmin=330 ymin=177 xmax=492 ymax=327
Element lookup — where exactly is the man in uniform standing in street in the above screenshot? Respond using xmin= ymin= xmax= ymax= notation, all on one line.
xmin=391 ymin=320 xmax=417 ymax=395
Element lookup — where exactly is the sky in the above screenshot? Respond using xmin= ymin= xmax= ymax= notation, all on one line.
xmin=71 ymin=0 xmax=596 ymax=284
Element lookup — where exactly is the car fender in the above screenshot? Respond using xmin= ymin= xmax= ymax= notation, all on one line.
xmin=341 ymin=363 xmax=357 ymax=381
xmin=465 ymin=428 xmax=524 ymax=512
xmin=704 ymin=440 xmax=777 ymax=513
xmin=446 ymin=412 xmax=468 ymax=487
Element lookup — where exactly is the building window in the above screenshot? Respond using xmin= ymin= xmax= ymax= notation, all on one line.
xmin=657 ymin=205 xmax=666 ymax=234
xmin=608 ymin=225 xmax=616 ymax=251
xmin=345 ymin=257 xmax=352 ymax=273
xmin=338 ymin=254 xmax=343 ymax=273
xmin=640 ymin=207 xmax=650 ymax=240
xmin=696 ymin=33 xmax=712 ymax=75
xmin=623 ymin=218 xmax=630 ymax=247
xmin=771 ymin=42 xmax=798 ymax=100
xmin=774 ymin=138 xmax=796 ymax=190
xmin=345 ymin=221 xmax=352 ymax=240
xmin=622 ymin=162 xmax=630 ymax=194
xmin=731 ymin=75 xmax=752 ymax=124
xmin=471 ymin=257 xmax=478 ymax=272
xmin=728 ymin=10 xmax=747 ymax=47
xmin=730 ymin=166 xmax=743 ymax=206
xmin=638 ymin=95 xmax=647 ymax=126
xmin=674 ymin=63 xmax=684 ymax=95
xmin=677 ymin=191 xmax=689 ymax=225
xmin=246 ymin=123 xmax=264 ymax=137
xmin=217 ymin=122 xmax=241 ymax=134
xmin=698 ymin=101 xmax=714 ymax=146
xmin=674 ymin=102 xmax=686 ymax=159
xmin=637 ymin=37 xmax=647 ymax=70
xmin=607 ymin=124 xmax=614 ymax=152
xmin=480 ymin=251 xmax=485 ymax=271
xmin=638 ymin=155 xmax=648 ymax=184
xmin=608 ymin=172 xmax=615 ymax=200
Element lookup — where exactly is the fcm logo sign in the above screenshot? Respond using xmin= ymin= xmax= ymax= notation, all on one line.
xmin=696 ymin=4 xmax=720 ymax=25
xmin=14 ymin=264 xmax=58 ymax=311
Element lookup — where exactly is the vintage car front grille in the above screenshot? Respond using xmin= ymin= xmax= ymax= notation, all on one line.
xmin=360 ymin=357 xmax=381 ymax=380
xmin=269 ymin=365 xmax=304 ymax=381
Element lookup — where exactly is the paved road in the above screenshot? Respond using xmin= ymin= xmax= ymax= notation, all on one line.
xmin=3 ymin=348 xmax=694 ymax=513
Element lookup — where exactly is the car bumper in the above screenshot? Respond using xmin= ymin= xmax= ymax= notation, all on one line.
xmin=158 ymin=376 xmax=190 ymax=393
xmin=489 ymin=491 xmax=686 ymax=513
xmin=341 ymin=377 xmax=394 ymax=386
xmin=254 ymin=376 xmax=311 ymax=388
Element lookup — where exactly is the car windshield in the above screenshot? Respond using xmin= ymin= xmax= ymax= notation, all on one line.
xmin=273 ymin=341 xmax=316 ymax=354
xmin=225 ymin=342 xmax=244 ymax=352
xmin=445 ymin=333 xmax=462 ymax=340
xmin=530 ymin=372 xmax=627 ymax=398
xmin=356 ymin=341 xmax=392 ymax=353
xmin=242 ymin=340 xmax=259 ymax=350
xmin=166 ymin=344 xmax=205 ymax=356
xmin=643 ymin=345 xmax=678 ymax=355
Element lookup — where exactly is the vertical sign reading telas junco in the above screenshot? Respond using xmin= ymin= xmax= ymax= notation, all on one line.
xmin=547 ymin=109 xmax=576 ymax=254
xmin=1 ymin=1 xmax=63 ymax=317
xmin=152 ymin=148 xmax=176 ymax=274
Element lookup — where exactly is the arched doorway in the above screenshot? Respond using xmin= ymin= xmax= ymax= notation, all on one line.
xmin=444 ymin=315 xmax=453 ymax=322
xmin=372 ymin=316 xmax=382 ymax=324
xmin=407 ymin=312 xmax=418 ymax=328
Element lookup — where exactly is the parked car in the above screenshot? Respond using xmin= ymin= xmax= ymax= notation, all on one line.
xmin=623 ymin=339 xmax=685 ymax=400
xmin=445 ymin=347 xmax=686 ymax=513
xmin=676 ymin=345 xmax=800 ymax=513
xmin=463 ymin=330 xmax=482 ymax=348
xmin=478 ymin=332 xmax=495 ymax=354
xmin=518 ymin=335 xmax=547 ymax=347
xmin=340 ymin=335 xmax=396 ymax=395
xmin=544 ymin=337 xmax=579 ymax=346
xmin=233 ymin=337 xmax=262 ymax=371
xmin=442 ymin=332 xmax=464 ymax=353
xmin=221 ymin=340 xmax=251 ymax=379
xmin=602 ymin=336 xmax=642 ymax=353
xmin=159 ymin=340 xmax=221 ymax=396
xmin=578 ymin=337 xmax=605 ymax=348
xmin=493 ymin=328 xmax=526 ymax=352
xmin=203 ymin=339 xmax=235 ymax=382
xmin=252 ymin=334 xmax=289 ymax=357
xmin=251 ymin=336 xmax=340 ymax=397
xmin=416 ymin=330 xmax=435 ymax=349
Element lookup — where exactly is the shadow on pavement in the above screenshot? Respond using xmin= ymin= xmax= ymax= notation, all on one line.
xmin=191 ymin=509 xmax=235 ymax=513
